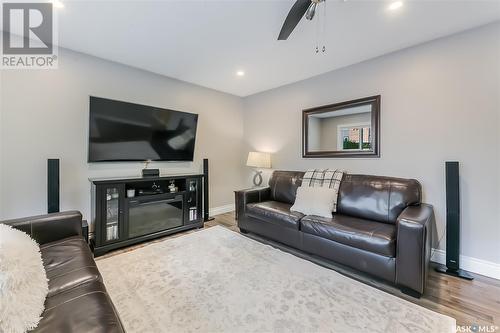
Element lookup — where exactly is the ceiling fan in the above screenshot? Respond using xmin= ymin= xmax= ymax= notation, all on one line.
xmin=278 ymin=0 xmax=325 ymax=40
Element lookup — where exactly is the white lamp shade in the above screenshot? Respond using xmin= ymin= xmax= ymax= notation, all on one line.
xmin=246 ymin=152 xmax=271 ymax=168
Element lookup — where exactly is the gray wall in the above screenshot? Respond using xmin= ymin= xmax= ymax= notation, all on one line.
xmin=242 ymin=23 xmax=500 ymax=264
xmin=0 ymin=48 xmax=246 ymax=227
xmin=307 ymin=117 xmax=322 ymax=151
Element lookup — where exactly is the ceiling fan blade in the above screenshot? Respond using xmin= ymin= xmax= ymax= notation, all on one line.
xmin=277 ymin=0 xmax=312 ymax=40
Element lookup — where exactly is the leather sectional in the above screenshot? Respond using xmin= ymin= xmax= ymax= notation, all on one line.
xmin=236 ymin=170 xmax=434 ymax=297
xmin=2 ymin=211 xmax=124 ymax=332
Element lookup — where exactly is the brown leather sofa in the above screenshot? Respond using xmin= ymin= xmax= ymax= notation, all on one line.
xmin=1 ymin=211 xmax=124 ymax=332
xmin=236 ymin=171 xmax=434 ymax=297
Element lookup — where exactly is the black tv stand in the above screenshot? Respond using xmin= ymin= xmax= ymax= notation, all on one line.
xmin=90 ymin=173 xmax=204 ymax=256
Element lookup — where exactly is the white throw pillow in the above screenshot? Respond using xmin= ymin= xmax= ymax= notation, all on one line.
xmin=290 ymin=186 xmax=336 ymax=218
xmin=0 ymin=224 xmax=48 ymax=333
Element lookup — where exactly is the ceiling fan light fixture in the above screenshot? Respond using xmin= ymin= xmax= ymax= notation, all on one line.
xmin=305 ymin=2 xmax=317 ymax=20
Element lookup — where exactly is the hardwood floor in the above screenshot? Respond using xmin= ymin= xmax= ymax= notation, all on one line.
xmin=99 ymin=211 xmax=500 ymax=329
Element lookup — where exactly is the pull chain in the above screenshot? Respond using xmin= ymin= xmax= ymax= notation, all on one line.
xmin=315 ymin=4 xmax=320 ymax=53
xmin=314 ymin=1 xmax=327 ymax=54
xmin=322 ymin=0 xmax=326 ymax=53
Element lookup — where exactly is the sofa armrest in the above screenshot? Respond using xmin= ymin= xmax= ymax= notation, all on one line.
xmin=234 ymin=187 xmax=271 ymax=221
xmin=395 ymin=204 xmax=434 ymax=295
xmin=1 ymin=211 xmax=83 ymax=245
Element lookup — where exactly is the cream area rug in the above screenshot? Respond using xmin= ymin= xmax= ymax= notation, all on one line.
xmin=96 ymin=226 xmax=455 ymax=333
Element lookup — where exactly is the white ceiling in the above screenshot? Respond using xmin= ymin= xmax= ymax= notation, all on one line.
xmin=53 ymin=0 xmax=500 ymax=96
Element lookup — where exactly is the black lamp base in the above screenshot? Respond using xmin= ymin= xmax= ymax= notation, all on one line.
xmin=435 ymin=265 xmax=474 ymax=280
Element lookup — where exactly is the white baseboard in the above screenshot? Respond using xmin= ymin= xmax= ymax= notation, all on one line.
xmin=431 ymin=249 xmax=500 ymax=280
xmin=210 ymin=204 xmax=235 ymax=217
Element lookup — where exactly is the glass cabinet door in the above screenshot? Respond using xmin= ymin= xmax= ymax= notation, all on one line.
xmin=186 ymin=178 xmax=200 ymax=223
xmin=102 ymin=185 xmax=123 ymax=243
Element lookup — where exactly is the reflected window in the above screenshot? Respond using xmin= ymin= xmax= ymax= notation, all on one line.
xmin=338 ymin=124 xmax=371 ymax=151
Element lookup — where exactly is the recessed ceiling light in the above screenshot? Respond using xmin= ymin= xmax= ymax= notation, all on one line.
xmin=53 ymin=1 xmax=64 ymax=8
xmin=236 ymin=70 xmax=245 ymax=77
xmin=388 ymin=1 xmax=403 ymax=11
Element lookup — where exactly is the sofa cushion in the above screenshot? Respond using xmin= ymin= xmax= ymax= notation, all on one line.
xmin=38 ymin=280 xmax=124 ymax=333
xmin=337 ymin=174 xmax=421 ymax=224
xmin=40 ymin=236 xmax=101 ymax=297
xmin=247 ymin=201 xmax=304 ymax=230
xmin=268 ymin=171 xmax=304 ymax=204
xmin=290 ymin=186 xmax=337 ymax=218
xmin=300 ymin=214 xmax=396 ymax=257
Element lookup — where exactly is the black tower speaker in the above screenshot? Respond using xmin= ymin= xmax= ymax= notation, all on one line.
xmin=203 ymin=158 xmax=214 ymax=222
xmin=435 ymin=161 xmax=473 ymax=280
xmin=47 ymin=159 xmax=60 ymax=214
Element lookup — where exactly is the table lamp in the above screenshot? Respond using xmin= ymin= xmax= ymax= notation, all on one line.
xmin=246 ymin=152 xmax=271 ymax=186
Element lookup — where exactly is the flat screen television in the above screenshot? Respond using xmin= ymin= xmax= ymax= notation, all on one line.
xmin=88 ymin=96 xmax=198 ymax=162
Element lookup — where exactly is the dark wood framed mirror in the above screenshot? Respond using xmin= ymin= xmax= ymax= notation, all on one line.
xmin=303 ymin=95 xmax=380 ymax=158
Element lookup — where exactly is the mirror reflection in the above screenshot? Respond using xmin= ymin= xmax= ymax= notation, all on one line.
xmin=303 ymin=96 xmax=380 ymax=158
xmin=308 ymin=105 xmax=372 ymax=152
